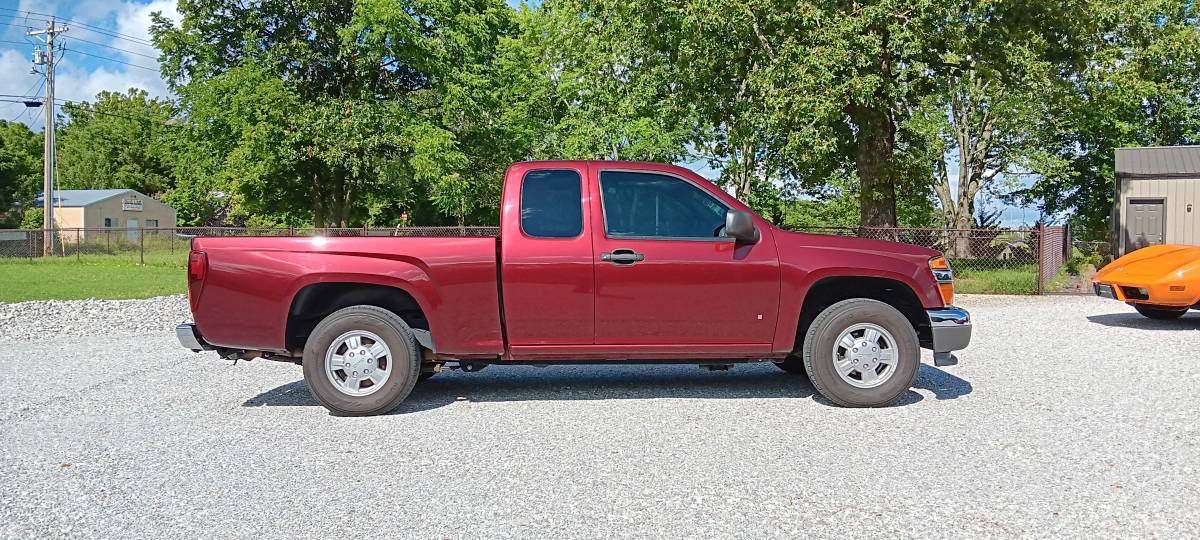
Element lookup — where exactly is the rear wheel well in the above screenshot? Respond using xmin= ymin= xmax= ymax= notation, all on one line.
xmin=286 ymin=283 xmax=428 ymax=353
xmin=795 ymin=276 xmax=930 ymax=353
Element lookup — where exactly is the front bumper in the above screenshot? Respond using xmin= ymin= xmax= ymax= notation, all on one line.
xmin=1094 ymin=282 xmax=1117 ymax=299
xmin=176 ymin=323 xmax=212 ymax=352
xmin=1094 ymin=280 xmax=1197 ymax=308
xmin=927 ymin=306 xmax=971 ymax=367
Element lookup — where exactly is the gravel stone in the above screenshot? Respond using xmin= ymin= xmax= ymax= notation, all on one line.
xmin=0 ymin=295 xmax=190 ymax=343
xmin=1 ymin=293 xmax=1198 ymax=538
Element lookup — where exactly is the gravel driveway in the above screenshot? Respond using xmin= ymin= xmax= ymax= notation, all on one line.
xmin=2 ymin=294 xmax=1198 ymax=538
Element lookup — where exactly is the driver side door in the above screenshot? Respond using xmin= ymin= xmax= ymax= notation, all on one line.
xmin=589 ymin=167 xmax=780 ymax=348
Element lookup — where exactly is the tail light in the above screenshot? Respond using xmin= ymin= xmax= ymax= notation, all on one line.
xmin=929 ymin=256 xmax=954 ymax=306
xmin=187 ymin=251 xmax=207 ymax=309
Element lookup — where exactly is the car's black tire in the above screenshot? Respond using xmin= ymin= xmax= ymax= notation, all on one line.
xmin=773 ymin=356 xmax=809 ymax=379
xmin=1134 ymin=304 xmax=1188 ymax=320
xmin=302 ymin=305 xmax=422 ymax=416
xmin=802 ymin=298 xmax=920 ymax=407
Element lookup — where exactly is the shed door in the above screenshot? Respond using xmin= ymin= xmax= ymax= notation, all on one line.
xmin=1126 ymin=199 xmax=1165 ymax=251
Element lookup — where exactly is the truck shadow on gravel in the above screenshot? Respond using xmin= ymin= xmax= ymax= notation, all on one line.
xmin=1086 ymin=312 xmax=1200 ymax=330
xmin=242 ymin=364 xmax=970 ymax=413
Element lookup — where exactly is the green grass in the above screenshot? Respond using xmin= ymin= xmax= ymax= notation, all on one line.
xmin=0 ymin=250 xmax=187 ymax=303
xmin=955 ymin=264 xmax=1038 ymax=295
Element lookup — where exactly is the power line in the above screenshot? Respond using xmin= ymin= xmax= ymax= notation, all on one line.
xmin=0 ymin=13 xmax=49 ymax=28
xmin=0 ymin=14 xmax=48 ymax=30
xmin=64 ymin=35 xmax=159 ymax=61
xmin=0 ymin=94 xmax=177 ymax=127
xmin=0 ymin=98 xmax=41 ymax=122
xmin=18 ymin=76 xmax=46 ymax=102
xmin=57 ymin=24 xmax=156 ymax=50
xmin=17 ymin=103 xmax=43 ymax=123
xmin=0 ymin=7 xmax=154 ymax=47
xmin=62 ymin=46 xmax=159 ymax=72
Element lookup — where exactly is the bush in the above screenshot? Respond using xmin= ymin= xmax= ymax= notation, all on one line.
xmin=1065 ymin=248 xmax=1102 ymax=275
xmin=19 ymin=208 xmax=43 ymax=229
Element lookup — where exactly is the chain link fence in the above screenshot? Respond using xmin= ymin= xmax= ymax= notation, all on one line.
xmin=0 ymin=226 xmax=502 ymax=270
xmin=786 ymin=225 xmax=1088 ymax=295
xmin=3 ymin=225 xmax=1099 ymax=295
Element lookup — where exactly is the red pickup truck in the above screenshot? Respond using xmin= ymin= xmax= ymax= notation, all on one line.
xmin=177 ymin=161 xmax=970 ymax=415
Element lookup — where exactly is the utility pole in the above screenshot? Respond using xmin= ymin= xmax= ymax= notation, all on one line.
xmin=29 ymin=18 xmax=67 ymax=256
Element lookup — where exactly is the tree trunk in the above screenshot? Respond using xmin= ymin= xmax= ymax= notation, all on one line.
xmin=933 ymin=69 xmax=1003 ymax=259
xmin=733 ymin=142 xmax=754 ymax=202
xmin=312 ymin=172 xmax=326 ymax=228
xmin=851 ymin=105 xmax=898 ymax=230
xmin=935 ymin=154 xmax=979 ymax=259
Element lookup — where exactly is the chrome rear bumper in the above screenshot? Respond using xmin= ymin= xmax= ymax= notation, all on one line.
xmin=927 ymin=306 xmax=971 ymax=366
xmin=176 ymin=323 xmax=212 ymax=352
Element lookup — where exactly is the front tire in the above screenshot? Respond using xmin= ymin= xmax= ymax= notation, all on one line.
xmin=802 ymin=299 xmax=920 ymax=407
xmin=302 ymin=305 xmax=422 ymax=416
xmin=1134 ymin=304 xmax=1188 ymax=320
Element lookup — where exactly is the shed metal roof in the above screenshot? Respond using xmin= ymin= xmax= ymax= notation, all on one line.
xmin=1115 ymin=146 xmax=1200 ymax=178
xmin=34 ymin=189 xmax=136 ymax=207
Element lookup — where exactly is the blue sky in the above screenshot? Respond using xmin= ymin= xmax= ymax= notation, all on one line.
xmin=1 ymin=0 xmax=1038 ymax=226
xmin=1 ymin=0 xmax=176 ymax=123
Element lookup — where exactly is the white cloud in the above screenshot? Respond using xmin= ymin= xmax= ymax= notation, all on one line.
xmin=53 ymin=55 xmax=171 ymax=104
xmin=0 ymin=49 xmax=46 ymax=127
xmin=1 ymin=1 xmax=181 ymax=126
xmin=63 ymin=0 xmax=179 ymax=101
xmin=113 ymin=0 xmax=179 ymax=59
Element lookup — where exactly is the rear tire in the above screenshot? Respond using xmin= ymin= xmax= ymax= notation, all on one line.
xmin=802 ymin=298 xmax=920 ymax=407
xmin=1134 ymin=304 xmax=1188 ymax=320
xmin=302 ymin=305 xmax=421 ymax=416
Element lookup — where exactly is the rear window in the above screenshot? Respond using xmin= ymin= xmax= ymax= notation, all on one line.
xmin=521 ymin=169 xmax=583 ymax=238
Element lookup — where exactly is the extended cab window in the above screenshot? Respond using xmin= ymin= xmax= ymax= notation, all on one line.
xmin=521 ymin=169 xmax=583 ymax=238
xmin=600 ymin=171 xmax=729 ymax=239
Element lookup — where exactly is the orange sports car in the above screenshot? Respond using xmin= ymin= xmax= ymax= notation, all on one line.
xmin=1093 ymin=244 xmax=1200 ymax=319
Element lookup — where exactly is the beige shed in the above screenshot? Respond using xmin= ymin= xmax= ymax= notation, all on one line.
xmin=1114 ymin=146 xmax=1200 ymax=255
xmin=38 ymin=189 xmax=177 ymax=241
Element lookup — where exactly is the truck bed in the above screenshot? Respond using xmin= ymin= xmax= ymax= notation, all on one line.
xmin=178 ymin=226 xmax=500 ymax=238
xmin=190 ymin=235 xmax=504 ymax=355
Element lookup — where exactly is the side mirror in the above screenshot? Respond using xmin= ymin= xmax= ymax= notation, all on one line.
xmin=725 ymin=209 xmax=759 ymax=244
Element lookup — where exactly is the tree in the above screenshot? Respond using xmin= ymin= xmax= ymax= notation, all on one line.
xmin=910 ymin=2 xmax=1082 ymax=254
xmin=0 ymin=120 xmax=43 ymax=228
xmin=748 ymin=0 xmax=957 ymax=229
xmin=556 ymin=0 xmax=957 ymax=228
xmin=1016 ymin=0 xmax=1200 ymax=239
xmin=152 ymin=0 xmax=521 ymax=227
xmin=57 ymin=89 xmax=179 ymax=197
xmin=488 ymin=2 xmax=696 ymax=164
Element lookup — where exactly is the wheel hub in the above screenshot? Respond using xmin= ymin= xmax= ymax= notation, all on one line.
xmin=847 ymin=339 xmax=881 ymax=369
xmin=832 ymin=323 xmax=897 ymax=389
xmin=324 ymin=331 xmax=391 ymax=397
xmin=342 ymin=348 xmax=375 ymax=376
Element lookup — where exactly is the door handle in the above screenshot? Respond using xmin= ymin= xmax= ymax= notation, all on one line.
xmin=600 ymin=248 xmax=645 ymax=265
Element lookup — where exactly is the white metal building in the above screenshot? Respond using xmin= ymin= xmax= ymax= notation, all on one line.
xmin=1113 ymin=146 xmax=1200 ymax=255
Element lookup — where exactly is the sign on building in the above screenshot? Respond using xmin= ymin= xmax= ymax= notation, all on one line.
xmin=122 ymin=197 xmax=144 ymax=211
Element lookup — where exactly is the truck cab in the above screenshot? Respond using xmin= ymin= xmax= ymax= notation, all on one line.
xmin=178 ymin=160 xmax=971 ymax=415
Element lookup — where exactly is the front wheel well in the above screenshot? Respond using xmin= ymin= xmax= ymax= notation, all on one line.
xmin=794 ymin=276 xmax=930 ymax=353
xmin=286 ymin=283 xmax=429 ymax=353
